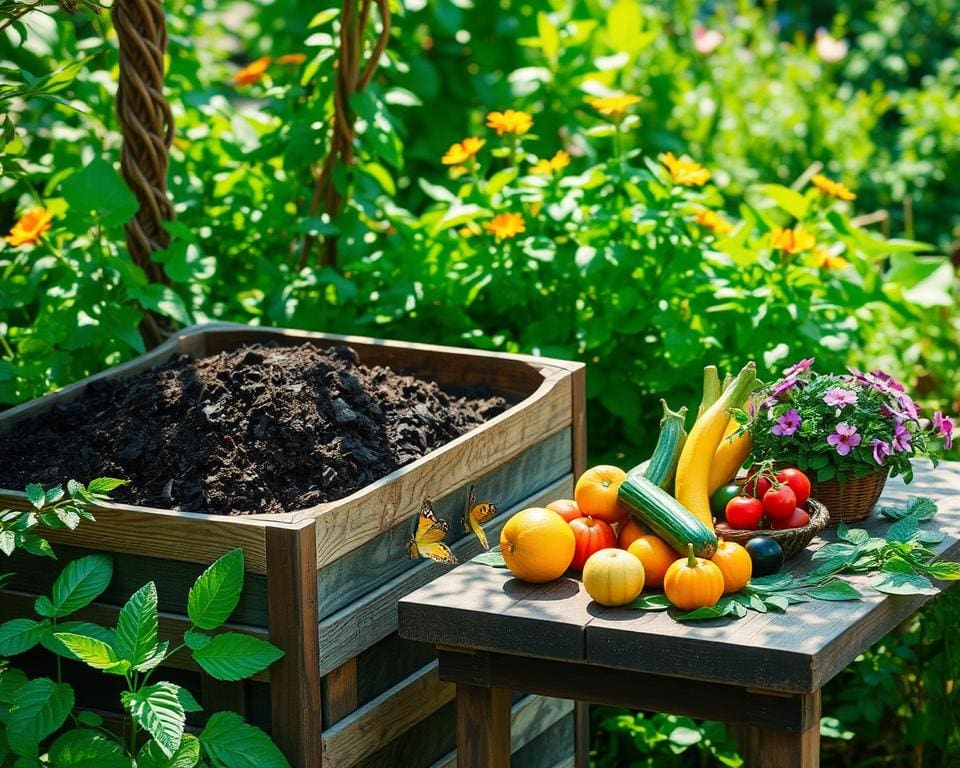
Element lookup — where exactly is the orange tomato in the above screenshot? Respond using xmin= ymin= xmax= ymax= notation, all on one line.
xmin=627 ymin=535 xmax=676 ymax=589
xmin=617 ymin=517 xmax=646 ymax=549
xmin=574 ymin=465 xmax=628 ymax=524
xmin=546 ymin=498 xmax=582 ymax=523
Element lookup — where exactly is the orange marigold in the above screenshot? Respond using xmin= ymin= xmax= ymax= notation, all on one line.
xmin=811 ymin=173 xmax=856 ymax=201
xmin=235 ymin=56 xmax=271 ymax=86
xmin=660 ymin=152 xmax=711 ymax=186
xmin=442 ymin=137 xmax=486 ymax=166
xmin=276 ymin=53 xmax=307 ymax=65
xmin=6 ymin=207 xmax=52 ymax=247
xmin=771 ymin=226 xmax=816 ymax=254
xmin=530 ymin=150 xmax=571 ymax=175
xmin=586 ymin=94 xmax=640 ymax=118
xmin=484 ymin=213 xmax=525 ymax=240
xmin=695 ymin=209 xmax=733 ymax=235
xmin=811 ymin=246 xmax=850 ymax=270
xmin=485 ymin=109 xmax=533 ymax=136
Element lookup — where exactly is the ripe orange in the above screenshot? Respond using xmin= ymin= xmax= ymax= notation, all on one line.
xmin=617 ymin=517 xmax=646 ymax=550
xmin=500 ymin=507 xmax=576 ymax=583
xmin=546 ymin=498 xmax=582 ymax=523
xmin=627 ymin=535 xmax=677 ymax=589
xmin=575 ymin=465 xmax=628 ymax=524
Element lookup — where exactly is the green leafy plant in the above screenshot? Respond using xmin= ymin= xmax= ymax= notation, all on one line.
xmin=0 ymin=481 xmax=289 ymax=767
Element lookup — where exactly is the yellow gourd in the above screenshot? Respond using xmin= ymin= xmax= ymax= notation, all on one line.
xmin=675 ymin=362 xmax=757 ymax=529
xmin=707 ymin=420 xmax=753 ymax=495
xmin=582 ymin=549 xmax=645 ymax=607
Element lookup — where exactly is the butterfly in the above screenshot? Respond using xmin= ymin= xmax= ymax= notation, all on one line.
xmin=463 ymin=484 xmax=500 ymax=550
xmin=407 ymin=500 xmax=458 ymax=565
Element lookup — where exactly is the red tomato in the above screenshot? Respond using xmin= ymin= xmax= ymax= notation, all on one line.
xmin=744 ymin=472 xmax=772 ymax=500
xmin=771 ymin=507 xmax=811 ymax=530
xmin=776 ymin=468 xmax=811 ymax=507
xmin=725 ymin=496 xmax=764 ymax=529
xmin=763 ymin=485 xmax=797 ymax=522
xmin=569 ymin=517 xmax=617 ymax=571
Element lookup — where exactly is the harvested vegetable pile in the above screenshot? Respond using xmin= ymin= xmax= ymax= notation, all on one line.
xmin=0 ymin=343 xmax=508 ymax=515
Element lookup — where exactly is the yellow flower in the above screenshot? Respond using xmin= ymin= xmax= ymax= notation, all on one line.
xmin=530 ymin=150 xmax=571 ymax=175
xmin=695 ymin=209 xmax=733 ymax=235
xmin=770 ymin=226 xmax=816 ymax=254
xmin=586 ymin=94 xmax=640 ymax=118
xmin=811 ymin=173 xmax=856 ymax=201
xmin=441 ymin=137 xmax=486 ymax=166
xmin=6 ymin=207 xmax=53 ymax=247
xmin=484 ymin=213 xmax=526 ymax=240
xmin=485 ymin=109 xmax=533 ymax=136
xmin=811 ymin=246 xmax=850 ymax=270
xmin=235 ymin=56 xmax=271 ymax=86
xmin=660 ymin=152 xmax=711 ymax=186
xmin=276 ymin=53 xmax=307 ymax=65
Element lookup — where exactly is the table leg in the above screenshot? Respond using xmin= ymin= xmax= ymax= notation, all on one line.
xmin=456 ymin=683 xmax=511 ymax=768
xmin=751 ymin=720 xmax=820 ymax=768
xmin=574 ymin=701 xmax=590 ymax=768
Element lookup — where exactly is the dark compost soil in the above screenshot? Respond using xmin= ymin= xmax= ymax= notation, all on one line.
xmin=0 ymin=343 xmax=509 ymax=515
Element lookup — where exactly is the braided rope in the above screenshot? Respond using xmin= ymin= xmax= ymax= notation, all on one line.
xmin=114 ymin=0 xmax=173 ymax=291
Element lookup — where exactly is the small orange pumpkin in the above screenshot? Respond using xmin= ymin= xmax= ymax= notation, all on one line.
xmin=626 ymin=535 xmax=675 ymax=589
xmin=663 ymin=544 xmax=725 ymax=610
xmin=711 ymin=539 xmax=753 ymax=594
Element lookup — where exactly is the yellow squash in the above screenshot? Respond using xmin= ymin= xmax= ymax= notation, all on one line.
xmin=675 ymin=362 xmax=757 ymax=529
xmin=707 ymin=420 xmax=753 ymax=495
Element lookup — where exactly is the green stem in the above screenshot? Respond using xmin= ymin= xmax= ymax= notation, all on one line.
xmin=686 ymin=543 xmax=697 ymax=568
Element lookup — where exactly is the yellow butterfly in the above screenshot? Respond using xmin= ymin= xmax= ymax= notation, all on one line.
xmin=463 ymin=484 xmax=500 ymax=551
xmin=407 ymin=500 xmax=458 ymax=565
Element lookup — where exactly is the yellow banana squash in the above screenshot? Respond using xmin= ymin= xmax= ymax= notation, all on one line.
xmin=708 ymin=420 xmax=752 ymax=495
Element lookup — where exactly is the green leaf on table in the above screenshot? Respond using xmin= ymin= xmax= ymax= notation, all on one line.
xmin=471 ymin=548 xmax=506 ymax=568
xmin=745 ymin=573 xmax=795 ymax=591
xmin=906 ymin=497 xmax=938 ymax=520
xmin=191 ymin=633 xmax=283 ymax=681
xmin=805 ymin=579 xmax=862 ymax=601
xmin=924 ymin=561 xmax=960 ymax=581
xmin=53 ymin=633 xmax=129 ymax=674
xmin=200 ymin=711 xmax=291 ymax=768
xmin=46 ymin=728 xmax=129 ymax=768
xmin=887 ymin=516 xmax=919 ymax=544
xmin=24 ymin=485 xmax=45 ymax=510
xmin=836 ymin=524 xmax=870 ymax=546
xmin=748 ymin=594 xmax=768 ymax=613
xmin=187 ymin=549 xmax=244 ymax=630
xmin=61 ymin=158 xmax=139 ymax=227
xmin=138 ymin=733 xmax=200 ymax=768
xmin=5 ymin=678 xmax=74 ymax=758
xmin=872 ymin=569 xmax=938 ymax=596
xmin=41 ymin=622 xmax=114 ymax=661
xmin=917 ymin=530 xmax=946 ymax=545
xmin=763 ymin=595 xmax=790 ymax=612
xmin=0 ymin=619 xmax=49 ymax=656
xmin=630 ymin=594 xmax=672 ymax=611
xmin=802 ymin=556 xmax=853 ymax=585
xmin=121 ymin=682 xmax=185 ymax=758
xmin=675 ymin=606 xmax=727 ymax=622
xmin=115 ymin=582 xmax=159 ymax=668
xmin=42 ymin=555 xmax=113 ymax=618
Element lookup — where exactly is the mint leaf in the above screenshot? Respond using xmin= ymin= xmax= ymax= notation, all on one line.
xmin=471 ymin=549 xmax=507 ymax=568
xmin=191 ymin=632 xmax=283 ymax=682
xmin=24 ymin=484 xmax=45 ymax=510
xmin=5 ymin=678 xmax=74 ymax=758
xmin=0 ymin=619 xmax=48 ymax=656
xmin=873 ymin=570 xmax=938 ymax=596
xmin=47 ymin=728 xmax=129 ymax=768
xmin=115 ymin=582 xmax=159 ymax=668
xmin=906 ymin=497 xmax=937 ymax=520
xmin=630 ymin=594 xmax=672 ymax=611
xmin=41 ymin=621 xmax=115 ymax=661
xmin=122 ymin=682 xmax=185 ymax=758
xmin=924 ymin=561 xmax=960 ymax=581
xmin=200 ymin=712 xmax=290 ymax=768
xmin=188 ymin=549 xmax=244 ymax=631
xmin=887 ymin=516 xmax=919 ymax=544
xmin=47 ymin=555 xmax=113 ymax=617
xmin=53 ymin=633 xmax=130 ymax=674
xmin=806 ymin=579 xmax=862 ymax=601
xmin=138 ymin=733 xmax=201 ymax=768
xmin=85 ymin=478 xmax=127 ymax=495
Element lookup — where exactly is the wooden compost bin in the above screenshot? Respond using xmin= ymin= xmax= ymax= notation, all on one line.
xmin=0 ymin=323 xmax=585 ymax=768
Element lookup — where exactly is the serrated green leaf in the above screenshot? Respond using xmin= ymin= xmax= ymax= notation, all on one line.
xmin=46 ymin=728 xmax=128 ymax=768
xmin=887 ymin=516 xmax=919 ymax=544
xmin=136 ymin=641 xmax=170 ymax=673
xmin=44 ymin=486 xmax=64 ymax=504
xmin=764 ymin=595 xmax=790 ymax=612
xmin=674 ymin=606 xmax=728 ymax=622
xmin=471 ymin=549 xmax=506 ymax=568
xmin=122 ymin=682 xmax=185 ymax=758
xmin=0 ymin=666 xmax=28 ymax=704
xmin=0 ymin=619 xmax=48 ymax=656
xmin=40 ymin=622 xmax=115 ymax=661
xmin=115 ymin=582 xmax=159 ymax=667
xmin=138 ymin=733 xmax=200 ymax=768
xmin=188 ymin=549 xmax=244 ymax=631
xmin=62 ymin=157 xmax=139 ymax=227
xmin=85 ymin=478 xmax=127 ymax=495
xmin=53 ymin=633 xmax=129 ymax=674
xmin=906 ymin=497 xmax=938 ymax=520
xmin=183 ymin=630 xmax=211 ymax=651
xmin=19 ymin=535 xmax=55 ymax=559
xmin=24 ymin=485 xmax=45 ymax=510
xmin=806 ymin=579 xmax=862 ymax=601
xmin=872 ymin=570 xmax=937 ymax=596
xmin=0 ymin=530 xmax=15 ymax=556
xmin=629 ymin=594 xmax=672 ymax=611
xmin=48 ymin=555 xmax=113 ymax=617
xmin=924 ymin=561 xmax=960 ymax=581
xmin=5 ymin=678 xmax=74 ymax=758
xmin=200 ymin=712 xmax=291 ymax=768
xmin=192 ymin=633 xmax=283 ymax=681
xmin=177 ymin=687 xmax=203 ymax=714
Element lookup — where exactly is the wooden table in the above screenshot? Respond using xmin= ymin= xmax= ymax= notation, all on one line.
xmin=398 ymin=461 xmax=960 ymax=767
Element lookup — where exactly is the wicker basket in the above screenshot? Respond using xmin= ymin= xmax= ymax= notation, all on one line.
xmin=810 ymin=469 xmax=889 ymax=525
xmin=718 ymin=499 xmax=829 ymax=560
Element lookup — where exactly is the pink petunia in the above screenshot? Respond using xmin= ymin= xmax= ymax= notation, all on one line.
xmin=771 ymin=409 xmax=802 ymax=437
xmin=933 ymin=411 xmax=954 ymax=450
xmin=823 ymin=388 xmax=858 ymax=409
xmin=783 ymin=357 xmax=815 ymax=378
xmin=892 ymin=422 xmax=913 ymax=453
xmin=871 ymin=439 xmax=892 ymax=465
xmin=827 ymin=422 xmax=862 ymax=456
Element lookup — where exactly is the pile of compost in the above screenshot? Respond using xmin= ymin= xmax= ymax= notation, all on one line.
xmin=0 ymin=343 xmax=508 ymax=515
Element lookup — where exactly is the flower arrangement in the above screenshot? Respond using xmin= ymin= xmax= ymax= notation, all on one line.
xmin=751 ymin=358 xmax=954 ymax=485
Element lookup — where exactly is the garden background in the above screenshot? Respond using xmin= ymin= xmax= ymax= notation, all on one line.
xmin=2 ymin=0 xmax=959 ymax=764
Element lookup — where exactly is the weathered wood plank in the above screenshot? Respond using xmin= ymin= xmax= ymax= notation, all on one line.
xmin=568 ymin=365 xmax=586 ymax=479
xmin=320 ymin=475 xmax=574 ymax=675
xmin=312 ymin=367 xmax=572 ymax=566
xmin=749 ymin=692 xmax=821 ymax=768
xmin=322 ymin=661 xmax=453 ymax=768
xmin=456 ymin=685 xmax=511 ymax=768
xmin=266 ymin=523 xmax=322 ymax=768
xmin=0 ymin=590 xmax=271 ymax=681
xmin=201 ymin=678 xmax=246 ymax=715
xmin=317 ymin=430 xmax=571 ymax=619
xmin=323 ymin=658 xmax=359 ymax=727
xmin=353 ymin=631 xmax=436 ymax=708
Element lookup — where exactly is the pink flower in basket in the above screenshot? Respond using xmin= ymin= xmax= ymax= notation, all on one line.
xmin=934 ymin=412 xmax=954 ymax=450
xmin=892 ymin=422 xmax=913 ymax=453
xmin=871 ymin=438 xmax=892 ymax=465
xmin=823 ymin=388 xmax=857 ymax=409
xmin=772 ymin=409 xmax=802 ymax=436
xmin=827 ymin=422 xmax=861 ymax=456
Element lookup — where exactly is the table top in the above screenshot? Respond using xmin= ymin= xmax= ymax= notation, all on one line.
xmin=399 ymin=460 xmax=960 ymax=694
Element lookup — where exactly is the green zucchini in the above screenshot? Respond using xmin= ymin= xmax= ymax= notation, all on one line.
xmin=640 ymin=400 xmax=687 ymax=493
xmin=618 ymin=474 xmax=718 ymax=558
xmin=697 ymin=365 xmax=721 ymax=419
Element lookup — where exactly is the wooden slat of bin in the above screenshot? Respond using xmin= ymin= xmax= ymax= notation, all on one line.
xmin=319 ymin=475 xmax=574 ymax=675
